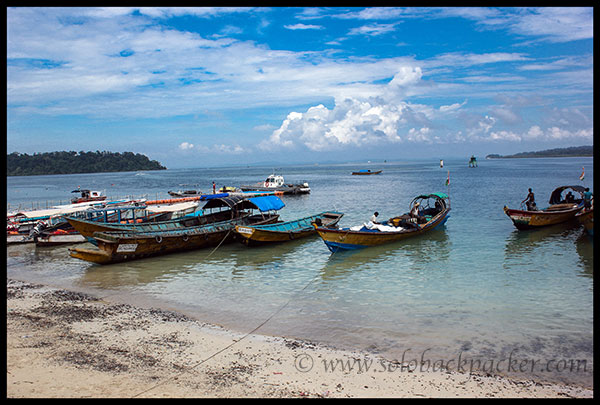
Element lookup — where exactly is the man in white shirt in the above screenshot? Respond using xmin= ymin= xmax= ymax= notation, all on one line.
xmin=370 ymin=212 xmax=379 ymax=224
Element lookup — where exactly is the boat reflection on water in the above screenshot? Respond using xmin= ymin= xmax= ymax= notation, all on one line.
xmin=575 ymin=231 xmax=593 ymax=279
xmin=76 ymin=248 xmax=224 ymax=290
xmin=319 ymin=228 xmax=450 ymax=282
xmin=503 ymin=221 xmax=581 ymax=264
xmin=229 ymin=237 xmax=317 ymax=277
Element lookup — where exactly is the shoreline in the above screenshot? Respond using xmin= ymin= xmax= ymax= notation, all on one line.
xmin=6 ymin=278 xmax=593 ymax=398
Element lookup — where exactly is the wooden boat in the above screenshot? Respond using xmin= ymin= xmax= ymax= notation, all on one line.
xmin=503 ymin=185 xmax=585 ymax=230
xmin=65 ymin=195 xmax=283 ymax=243
xmin=69 ymin=213 xmax=280 ymax=265
xmin=26 ymin=203 xmax=181 ymax=246
xmin=315 ymin=193 xmax=450 ymax=252
xmin=7 ymin=199 xmax=151 ymax=245
xmin=352 ymin=170 xmax=382 ymax=175
xmin=239 ymin=174 xmax=310 ymax=195
xmin=575 ymin=207 xmax=593 ymax=236
xmin=235 ymin=211 xmax=344 ymax=246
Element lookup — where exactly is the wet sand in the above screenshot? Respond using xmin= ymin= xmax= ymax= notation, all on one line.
xmin=6 ymin=279 xmax=593 ymax=398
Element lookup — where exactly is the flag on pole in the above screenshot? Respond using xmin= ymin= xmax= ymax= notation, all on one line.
xmin=579 ymin=167 xmax=585 ymax=181
xmin=445 ymin=170 xmax=450 ymax=186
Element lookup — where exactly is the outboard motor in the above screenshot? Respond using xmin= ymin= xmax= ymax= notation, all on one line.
xmin=29 ymin=220 xmax=48 ymax=239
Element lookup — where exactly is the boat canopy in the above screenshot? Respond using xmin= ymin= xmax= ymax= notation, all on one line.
xmin=249 ymin=195 xmax=285 ymax=212
xmin=410 ymin=192 xmax=450 ymax=211
xmin=415 ymin=192 xmax=449 ymax=200
xmin=202 ymin=195 xmax=247 ymax=210
xmin=549 ymin=185 xmax=586 ymax=205
xmin=202 ymin=195 xmax=284 ymax=212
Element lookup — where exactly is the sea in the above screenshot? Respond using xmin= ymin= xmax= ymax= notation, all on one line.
xmin=6 ymin=156 xmax=594 ymax=388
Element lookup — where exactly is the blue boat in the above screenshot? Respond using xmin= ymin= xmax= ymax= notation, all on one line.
xmin=234 ymin=211 xmax=344 ymax=246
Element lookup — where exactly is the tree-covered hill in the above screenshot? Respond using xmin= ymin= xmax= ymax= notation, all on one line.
xmin=7 ymin=151 xmax=167 ymax=176
xmin=486 ymin=145 xmax=593 ymax=159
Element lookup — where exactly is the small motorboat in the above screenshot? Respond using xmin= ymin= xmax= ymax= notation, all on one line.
xmin=503 ymin=185 xmax=586 ymax=230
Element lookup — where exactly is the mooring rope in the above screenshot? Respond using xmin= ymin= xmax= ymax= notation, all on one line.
xmin=131 ymin=253 xmax=328 ymax=398
xmin=132 ymin=222 xmax=349 ymax=397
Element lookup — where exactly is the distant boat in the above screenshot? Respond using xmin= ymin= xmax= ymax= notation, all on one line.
xmin=168 ymin=189 xmax=203 ymax=197
xmin=240 ymin=174 xmax=310 ymax=195
xmin=235 ymin=211 xmax=343 ymax=246
xmin=468 ymin=155 xmax=478 ymax=167
xmin=440 ymin=159 xmax=444 ymax=168
xmin=314 ymin=193 xmax=450 ymax=252
xmin=503 ymin=185 xmax=585 ymax=230
xmin=351 ymin=170 xmax=382 ymax=175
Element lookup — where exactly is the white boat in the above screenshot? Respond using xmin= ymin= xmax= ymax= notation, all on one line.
xmin=239 ymin=174 xmax=310 ymax=195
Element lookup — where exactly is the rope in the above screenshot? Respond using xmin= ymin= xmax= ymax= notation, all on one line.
xmin=132 ymin=221 xmax=351 ymax=397
xmin=205 ymin=229 xmax=232 ymax=258
xmin=131 ymin=252 xmax=324 ymax=398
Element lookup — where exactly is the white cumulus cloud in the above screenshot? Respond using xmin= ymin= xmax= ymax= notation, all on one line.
xmin=179 ymin=142 xmax=194 ymax=150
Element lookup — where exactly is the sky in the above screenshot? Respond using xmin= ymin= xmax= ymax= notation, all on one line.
xmin=6 ymin=7 xmax=594 ymax=168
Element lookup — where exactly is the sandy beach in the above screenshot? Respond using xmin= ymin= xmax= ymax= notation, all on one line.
xmin=6 ymin=278 xmax=593 ymax=398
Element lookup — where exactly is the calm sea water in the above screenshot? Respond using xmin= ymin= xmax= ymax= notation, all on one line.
xmin=6 ymin=157 xmax=594 ymax=388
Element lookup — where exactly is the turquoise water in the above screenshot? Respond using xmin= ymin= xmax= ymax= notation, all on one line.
xmin=6 ymin=157 xmax=593 ymax=387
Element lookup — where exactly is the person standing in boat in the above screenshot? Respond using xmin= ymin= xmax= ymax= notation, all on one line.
xmin=410 ymin=202 xmax=420 ymax=218
xmin=583 ymin=188 xmax=593 ymax=211
xmin=522 ymin=188 xmax=536 ymax=211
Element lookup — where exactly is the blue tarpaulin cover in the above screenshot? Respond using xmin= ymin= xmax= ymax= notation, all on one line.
xmin=249 ymin=195 xmax=285 ymax=212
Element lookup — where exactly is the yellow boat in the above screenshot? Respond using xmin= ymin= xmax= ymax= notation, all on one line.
xmin=314 ymin=193 xmax=450 ymax=252
xmin=69 ymin=214 xmax=280 ymax=265
xmin=504 ymin=185 xmax=585 ymax=230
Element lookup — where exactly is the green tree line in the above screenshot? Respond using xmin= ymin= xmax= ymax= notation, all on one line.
xmin=486 ymin=145 xmax=593 ymax=159
xmin=7 ymin=151 xmax=167 ymax=176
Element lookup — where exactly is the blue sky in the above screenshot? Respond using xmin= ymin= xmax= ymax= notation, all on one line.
xmin=6 ymin=7 xmax=593 ymax=168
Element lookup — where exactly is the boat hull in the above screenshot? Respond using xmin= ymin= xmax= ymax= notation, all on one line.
xmin=35 ymin=233 xmax=87 ymax=247
xmin=235 ymin=211 xmax=343 ymax=246
xmin=576 ymin=208 xmax=593 ymax=236
xmin=66 ymin=209 xmax=240 ymax=243
xmin=69 ymin=215 xmax=279 ymax=264
xmin=503 ymin=204 xmax=582 ymax=230
xmin=238 ymin=185 xmax=310 ymax=195
xmin=316 ymin=212 xmax=449 ymax=252
xmin=7 ymin=233 xmax=33 ymax=245
xmin=351 ymin=170 xmax=382 ymax=175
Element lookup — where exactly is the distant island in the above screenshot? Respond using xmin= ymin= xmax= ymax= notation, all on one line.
xmin=7 ymin=151 xmax=167 ymax=176
xmin=486 ymin=145 xmax=593 ymax=159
